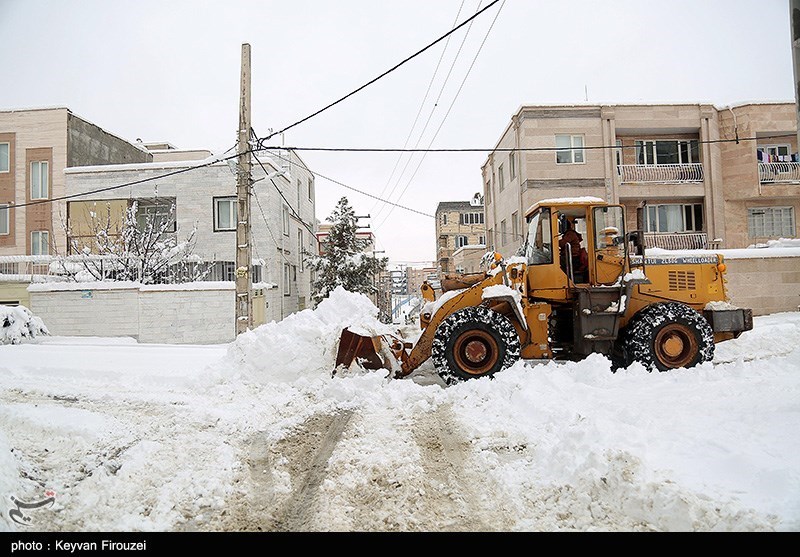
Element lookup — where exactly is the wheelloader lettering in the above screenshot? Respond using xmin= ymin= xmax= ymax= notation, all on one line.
xmin=335 ymin=198 xmax=753 ymax=384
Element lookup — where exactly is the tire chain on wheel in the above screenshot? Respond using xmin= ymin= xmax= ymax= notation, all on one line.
xmin=431 ymin=305 xmax=521 ymax=385
xmin=622 ymin=302 xmax=714 ymax=371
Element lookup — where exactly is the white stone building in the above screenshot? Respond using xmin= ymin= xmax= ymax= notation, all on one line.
xmin=64 ymin=146 xmax=317 ymax=323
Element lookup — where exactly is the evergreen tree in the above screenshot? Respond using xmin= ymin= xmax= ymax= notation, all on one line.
xmin=306 ymin=196 xmax=388 ymax=306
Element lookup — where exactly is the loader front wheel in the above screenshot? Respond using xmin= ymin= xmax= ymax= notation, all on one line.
xmin=618 ymin=302 xmax=714 ymax=371
xmin=432 ymin=306 xmax=520 ymax=385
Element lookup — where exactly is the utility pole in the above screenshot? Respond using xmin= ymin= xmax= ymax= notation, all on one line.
xmin=235 ymin=43 xmax=253 ymax=336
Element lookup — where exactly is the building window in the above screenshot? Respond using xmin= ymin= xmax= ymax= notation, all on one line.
xmin=442 ymin=213 xmax=448 ymax=226
xmin=297 ymin=228 xmax=304 ymax=270
xmin=297 ymin=179 xmax=302 ymax=208
xmin=308 ymin=177 xmax=314 ymax=200
xmin=636 ymin=140 xmax=699 ymax=165
xmin=748 ymin=207 xmax=795 ymax=238
xmin=459 ymin=212 xmax=484 ymax=225
xmin=485 ymin=180 xmax=491 ymax=205
xmin=214 ymin=197 xmax=237 ymax=231
xmin=645 ymin=203 xmax=703 ymax=233
xmin=498 ymin=164 xmax=505 ymax=191
xmin=757 ymin=144 xmax=793 ymax=162
xmin=509 ymin=152 xmax=516 ymax=180
xmin=251 ymin=264 xmax=263 ymax=284
xmin=555 ymin=135 xmax=584 ymax=164
xmin=0 ymin=204 xmax=8 ymax=235
xmin=282 ymin=205 xmax=290 ymax=236
xmin=0 ymin=143 xmax=9 ymax=173
xmin=31 ymin=230 xmax=49 ymax=255
xmin=512 ymin=211 xmax=519 ymax=241
xmin=136 ymin=198 xmax=176 ymax=233
xmin=501 ymin=219 xmax=507 ymax=246
xmin=30 ymin=161 xmax=49 ymax=199
xmin=283 ymin=263 xmax=291 ymax=296
xmin=479 ymin=235 xmax=485 ymax=245
xmin=455 ymin=235 xmax=468 ymax=248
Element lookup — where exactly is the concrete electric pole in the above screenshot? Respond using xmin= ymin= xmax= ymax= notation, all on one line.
xmin=236 ymin=43 xmax=253 ymax=335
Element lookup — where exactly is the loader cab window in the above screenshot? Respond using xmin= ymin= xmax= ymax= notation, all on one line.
xmin=524 ymin=208 xmax=552 ymax=265
xmin=593 ymin=206 xmax=625 ymax=252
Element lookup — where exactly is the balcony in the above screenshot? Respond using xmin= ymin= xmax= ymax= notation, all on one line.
xmin=618 ymin=163 xmax=704 ymax=184
xmin=758 ymin=162 xmax=800 ymax=184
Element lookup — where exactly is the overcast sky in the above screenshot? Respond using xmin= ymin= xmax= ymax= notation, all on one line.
xmin=0 ymin=0 xmax=795 ymax=266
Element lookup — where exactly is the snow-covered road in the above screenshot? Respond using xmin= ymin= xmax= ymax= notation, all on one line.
xmin=1 ymin=292 xmax=798 ymax=532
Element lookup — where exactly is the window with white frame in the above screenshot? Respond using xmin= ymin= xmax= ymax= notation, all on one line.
xmin=645 ymin=203 xmax=704 ymax=233
xmin=485 ymin=180 xmax=491 ymax=204
xmin=635 ymin=140 xmax=699 ymax=165
xmin=556 ymin=135 xmax=584 ymax=164
xmin=214 ymin=197 xmax=237 ymax=231
xmin=0 ymin=143 xmax=9 ymax=173
xmin=297 ymin=228 xmax=304 ymax=271
xmin=297 ymin=179 xmax=302 ymax=208
xmin=283 ymin=263 xmax=291 ymax=296
xmin=455 ymin=235 xmax=468 ymax=248
xmin=498 ymin=164 xmax=505 ymax=191
xmin=479 ymin=235 xmax=485 ymax=245
xmin=459 ymin=212 xmax=484 ymax=225
xmin=501 ymin=219 xmax=507 ymax=246
xmin=0 ymin=204 xmax=9 ymax=235
xmin=748 ymin=207 xmax=795 ymax=238
xmin=509 ymin=152 xmax=516 ymax=180
xmin=308 ymin=177 xmax=314 ymax=200
xmin=757 ymin=144 xmax=793 ymax=162
xmin=31 ymin=230 xmax=49 ymax=255
xmin=30 ymin=161 xmax=49 ymax=199
xmin=282 ymin=205 xmax=290 ymax=235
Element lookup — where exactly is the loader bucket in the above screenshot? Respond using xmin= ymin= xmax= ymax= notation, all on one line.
xmin=334 ymin=328 xmax=412 ymax=375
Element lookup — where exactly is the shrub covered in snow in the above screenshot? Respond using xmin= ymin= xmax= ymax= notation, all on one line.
xmin=0 ymin=305 xmax=50 ymax=345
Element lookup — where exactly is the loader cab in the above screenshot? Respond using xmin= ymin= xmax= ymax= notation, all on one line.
xmin=523 ymin=201 xmax=628 ymax=296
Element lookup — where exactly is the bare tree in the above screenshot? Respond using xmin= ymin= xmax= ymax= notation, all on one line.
xmin=62 ymin=194 xmax=205 ymax=284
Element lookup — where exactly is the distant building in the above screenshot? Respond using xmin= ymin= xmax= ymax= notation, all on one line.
xmin=0 ymin=107 xmax=151 ymax=256
xmin=452 ymin=245 xmax=487 ymax=275
xmin=434 ymin=192 xmax=486 ymax=275
xmin=406 ymin=265 xmax=438 ymax=296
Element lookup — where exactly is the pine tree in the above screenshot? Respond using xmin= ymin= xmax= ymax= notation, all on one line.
xmin=306 ymin=196 xmax=388 ymax=306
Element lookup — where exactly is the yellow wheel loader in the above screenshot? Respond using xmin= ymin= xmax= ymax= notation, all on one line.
xmin=336 ymin=198 xmax=753 ymax=384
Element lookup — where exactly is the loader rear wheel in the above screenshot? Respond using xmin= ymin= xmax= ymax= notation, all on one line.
xmin=432 ymin=306 xmax=520 ymax=385
xmin=618 ymin=302 xmax=714 ymax=372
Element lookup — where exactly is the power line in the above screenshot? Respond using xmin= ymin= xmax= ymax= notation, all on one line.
xmin=372 ymin=0 xmax=483 ymax=223
xmin=368 ymin=0 xmax=467 ymax=217
xmin=256 ymin=0 xmax=502 ymax=145
xmin=8 ymin=147 xmax=239 ymax=210
xmin=262 ymin=148 xmax=435 ymax=218
xmin=259 ymin=133 xmax=797 ymax=154
xmin=375 ymin=0 xmax=506 ymax=229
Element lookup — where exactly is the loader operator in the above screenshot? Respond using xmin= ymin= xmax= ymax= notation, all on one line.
xmin=559 ymin=219 xmax=588 ymax=282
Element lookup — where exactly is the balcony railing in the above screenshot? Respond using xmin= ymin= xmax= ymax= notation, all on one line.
xmin=758 ymin=162 xmax=800 ymax=183
xmin=644 ymin=232 xmax=710 ymax=250
xmin=618 ymin=163 xmax=704 ymax=184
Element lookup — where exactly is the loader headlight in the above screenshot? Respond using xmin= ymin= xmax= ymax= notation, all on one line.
xmin=717 ymin=263 xmax=726 ymax=273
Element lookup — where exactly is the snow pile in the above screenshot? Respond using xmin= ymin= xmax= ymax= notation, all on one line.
xmin=714 ymin=312 xmax=800 ymax=363
xmin=1 ymin=305 xmax=49 ymax=345
xmin=482 ymin=284 xmax=522 ymax=304
xmin=227 ymin=286 xmax=398 ymax=383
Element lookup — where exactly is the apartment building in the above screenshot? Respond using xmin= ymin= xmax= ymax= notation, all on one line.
xmin=0 ymin=107 xmax=151 ymax=256
xmin=405 ymin=265 xmax=438 ymax=295
xmin=64 ymin=147 xmax=317 ymax=322
xmin=435 ymin=193 xmax=486 ymax=275
xmin=482 ymin=102 xmax=799 ymax=252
